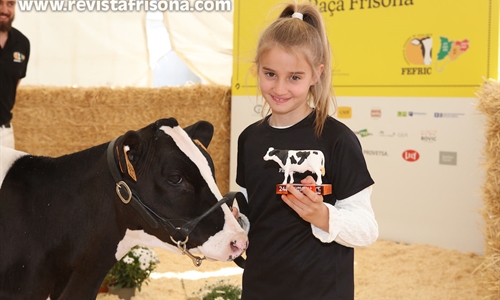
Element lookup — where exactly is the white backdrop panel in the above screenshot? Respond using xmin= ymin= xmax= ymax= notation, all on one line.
xmin=230 ymin=95 xmax=485 ymax=254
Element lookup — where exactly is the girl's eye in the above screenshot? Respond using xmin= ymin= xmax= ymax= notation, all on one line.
xmin=167 ymin=174 xmax=183 ymax=185
xmin=265 ymin=72 xmax=276 ymax=78
xmin=290 ymin=75 xmax=300 ymax=81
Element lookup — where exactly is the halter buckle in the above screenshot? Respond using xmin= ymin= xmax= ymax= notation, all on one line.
xmin=116 ymin=181 xmax=132 ymax=204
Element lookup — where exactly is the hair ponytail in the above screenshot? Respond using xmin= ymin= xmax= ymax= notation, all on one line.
xmin=254 ymin=0 xmax=334 ymax=136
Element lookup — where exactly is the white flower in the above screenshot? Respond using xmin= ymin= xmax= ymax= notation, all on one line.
xmin=123 ymin=256 xmax=134 ymax=264
xmin=215 ymin=297 xmax=224 ymax=300
xmin=130 ymin=246 xmax=159 ymax=265
xmin=132 ymin=248 xmax=143 ymax=258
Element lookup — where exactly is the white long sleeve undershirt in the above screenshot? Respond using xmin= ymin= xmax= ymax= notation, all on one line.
xmin=311 ymin=186 xmax=378 ymax=247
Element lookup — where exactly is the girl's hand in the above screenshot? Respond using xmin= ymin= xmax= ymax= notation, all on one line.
xmin=281 ymin=176 xmax=329 ymax=231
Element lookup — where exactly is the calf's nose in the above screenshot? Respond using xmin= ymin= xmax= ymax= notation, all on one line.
xmin=228 ymin=235 xmax=248 ymax=260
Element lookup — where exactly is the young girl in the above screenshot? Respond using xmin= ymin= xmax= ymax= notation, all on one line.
xmin=235 ymin=1 xmax=378 ymax=299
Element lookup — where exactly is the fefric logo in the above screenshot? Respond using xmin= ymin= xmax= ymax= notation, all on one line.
xmin=403 ymin=34 xmax=470 ymax=75
xmin=337 ymin=106 xmax=352 ymax=119
xmin=402 ymin=150 xmax=420 ymax=162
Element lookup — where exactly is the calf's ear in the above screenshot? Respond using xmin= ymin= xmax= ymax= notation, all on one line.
xmin=155 ymin=118 xmax=179 ymax=129
xmin=115 ymin=131 xmax=143 ymax=181
xmin=183 ymin=121 xmax=214 ymax=149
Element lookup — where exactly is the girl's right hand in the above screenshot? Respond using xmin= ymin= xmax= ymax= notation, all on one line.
xmin=281 ymin=176 xmax=330 ymax=232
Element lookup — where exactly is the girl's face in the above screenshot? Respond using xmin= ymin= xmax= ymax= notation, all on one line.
xmin=258 ymin=47 xmax=323 ymax=126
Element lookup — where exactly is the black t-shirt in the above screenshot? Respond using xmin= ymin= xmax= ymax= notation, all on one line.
xmin=236 ymin=112 xmax=374 ymax=300
xmin=0 ymin=27 xmax=30 ymax=124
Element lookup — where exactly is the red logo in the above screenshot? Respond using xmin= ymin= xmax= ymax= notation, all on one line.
xmin=402 ymin=150 xmax=419 ymax=162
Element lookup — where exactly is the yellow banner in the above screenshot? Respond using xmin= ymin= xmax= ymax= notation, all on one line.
xmin=232 ymin=0 xmax=499 ymax=97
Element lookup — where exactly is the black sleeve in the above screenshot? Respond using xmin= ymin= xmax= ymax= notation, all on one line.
xmin=235 ymin=127 xmax=248 ymax=188
xmin=22 ymin=38 xmax=30 ymax=78
xmin=330 ymin=129 xmax=374 ymax=200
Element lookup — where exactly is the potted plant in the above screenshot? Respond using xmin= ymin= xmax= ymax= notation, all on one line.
xmin=103 ymin=245 xmax=159 ymax=299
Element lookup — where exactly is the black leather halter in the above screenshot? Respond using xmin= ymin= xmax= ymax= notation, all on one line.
xmin=106 ymin=137 xmax=239 ymax=266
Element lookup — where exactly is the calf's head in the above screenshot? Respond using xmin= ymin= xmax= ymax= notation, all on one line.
xmin=109 ymin=118 xmax=247 ymax=263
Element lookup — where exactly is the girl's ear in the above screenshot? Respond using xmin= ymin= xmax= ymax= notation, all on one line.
xmin=312 ymin=64 xmax=324 ymax=85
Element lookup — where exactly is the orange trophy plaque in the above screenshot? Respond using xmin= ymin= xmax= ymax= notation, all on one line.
xmin=263 ymin=147 xmax=332 ymax=196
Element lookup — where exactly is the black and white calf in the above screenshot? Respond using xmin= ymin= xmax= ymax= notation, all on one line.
xmin=263 ymin=147 xmax=325 ymax=185
xmin=0 ymin=118 xmax=248 ymax=300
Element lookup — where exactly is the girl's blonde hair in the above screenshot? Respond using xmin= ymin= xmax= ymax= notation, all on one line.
xmin=254 ymin=0 xmax=335 ymax=136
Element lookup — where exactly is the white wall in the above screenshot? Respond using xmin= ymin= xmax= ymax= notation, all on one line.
xmin=15 ymin=11 xmax=151 ymax=87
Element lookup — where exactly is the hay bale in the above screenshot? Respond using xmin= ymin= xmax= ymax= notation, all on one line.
xmin=476 ymin=79 xmax=500 ymax=299
xmin=12 ymin=84 xmax=232 ymax=194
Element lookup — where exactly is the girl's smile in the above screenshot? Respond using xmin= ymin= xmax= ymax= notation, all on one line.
xmin=258 ymin=47 xmax=323 ymax=127
xmin=271 ymin=95 xmax=291 ymax=103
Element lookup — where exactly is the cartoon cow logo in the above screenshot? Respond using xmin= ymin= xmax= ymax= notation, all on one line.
xmin=404 ymin=36 xmax=433 ymax=66
xmin=263 ymin=147 xmax=325 ymax=185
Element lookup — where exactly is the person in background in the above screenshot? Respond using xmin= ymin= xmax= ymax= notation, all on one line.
xmin=235 ymin=1 xmax=378 ymax=299
xmin=0 ymin=0 xmax=29 ymax=148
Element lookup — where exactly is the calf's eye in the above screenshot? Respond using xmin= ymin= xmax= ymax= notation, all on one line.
xmin=167 ymin=174 xmax=183 ymax=185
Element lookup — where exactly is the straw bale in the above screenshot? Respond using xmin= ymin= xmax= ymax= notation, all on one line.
xmin=12 ymin=84 xmax=232 ymax=194
xmin=475 ymin=79 xmax=500 ymax=299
